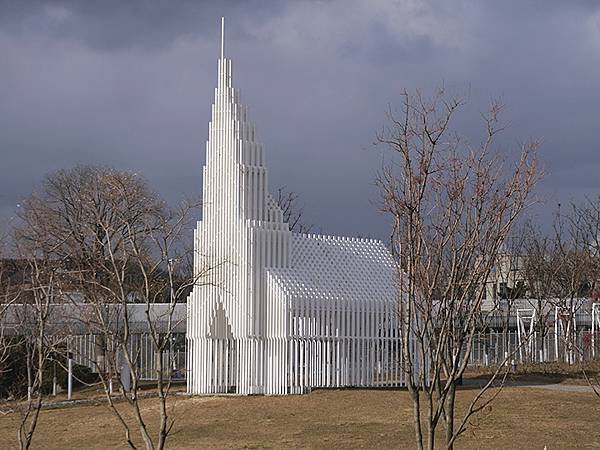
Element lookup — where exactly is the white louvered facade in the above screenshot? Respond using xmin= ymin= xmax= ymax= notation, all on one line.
xmin=187 ymin=19 xmax=404 ymax=395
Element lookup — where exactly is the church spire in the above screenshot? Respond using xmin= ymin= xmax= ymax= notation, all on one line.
xmin=220 ymin=17 xmax=225 ymax=60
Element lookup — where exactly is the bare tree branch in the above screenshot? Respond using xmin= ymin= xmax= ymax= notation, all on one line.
xmin=376 ymin=89 xmax=541 ymax=450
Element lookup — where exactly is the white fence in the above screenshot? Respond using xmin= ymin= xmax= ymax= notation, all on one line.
xmin=65 ymin=326 xmax=600 ymax=382
xmin=468 ymin=329 xmax=598 ymax=366
xmin=68 ymin=333 xmax=187 ymax=381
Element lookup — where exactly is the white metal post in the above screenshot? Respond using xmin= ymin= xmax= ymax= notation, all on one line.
xmin=593 ymin=305 xmax=596 ymax=358
xmin=67 ymin=352 xmax=73 ymax=400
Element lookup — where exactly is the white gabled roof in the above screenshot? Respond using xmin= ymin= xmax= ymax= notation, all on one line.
xmin=267 ymin=233 xmax=397 ymax=302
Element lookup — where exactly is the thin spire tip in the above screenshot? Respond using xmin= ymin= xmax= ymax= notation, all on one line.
xmin=220 ymin=17 xmax=225 ymax=59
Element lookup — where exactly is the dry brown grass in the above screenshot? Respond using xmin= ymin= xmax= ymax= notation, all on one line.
xmin=0 ymin=385 xmax=598 ymax=449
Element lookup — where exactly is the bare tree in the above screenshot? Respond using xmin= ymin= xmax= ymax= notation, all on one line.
xmin=519 ymin=223 xmax=561 ymax=360
xmin=85 ymin=194 xmax=207 ymax=450
xmin=275 ymin=186 xmax=313 ymax=233
xmin=11 ymin=225 xmax=65 ymax=450
xmin=485 ymin=231 xmax=529 ymax=357
xmin=0 ymin=234 xmax=19 ymax=383
xmin=578 ymin=196 xmax=600 ymax=284
xmin=545 ymin=204 xmax=596 ymax=364
xmin=539 ymin=197 xmax=600 ymax=394
xmin=17 ymin=166 xmax=211 ymax=450
xmin=376 ymin=89 xmax=540 ymax=450
xmin=569 ymin=196 xmax=600 ymax=308
xmin=546 ymin=196 xmax=600 ymax=397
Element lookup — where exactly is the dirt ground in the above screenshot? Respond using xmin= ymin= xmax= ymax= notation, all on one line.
xmin=0 ymin=383 xmax=598 ymax=449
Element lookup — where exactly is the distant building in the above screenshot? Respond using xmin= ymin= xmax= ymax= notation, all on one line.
xmin=186 ymin=19 xmax=404 ymax=395
xmin=482 ymin=250 xmax=527 ymax=311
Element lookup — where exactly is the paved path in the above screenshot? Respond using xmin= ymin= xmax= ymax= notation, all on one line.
xmin=464 ymin=378 xmax=598 ymax=393
xmin=518 ymin=383 xmax=597 ymax=393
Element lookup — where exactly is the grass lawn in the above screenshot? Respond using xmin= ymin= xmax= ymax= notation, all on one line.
xmin=0 ymin=382 xmax=598 ymax=449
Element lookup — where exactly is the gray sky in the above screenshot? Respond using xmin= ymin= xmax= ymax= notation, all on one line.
xmin=1 ymin=1 xmax=599 ymax=240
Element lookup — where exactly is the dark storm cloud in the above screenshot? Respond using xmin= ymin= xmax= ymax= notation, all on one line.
xmin=1 ymin=0 xmax=599 ymax=239
xmin=0 ymin=0 xmax=283 ymax=51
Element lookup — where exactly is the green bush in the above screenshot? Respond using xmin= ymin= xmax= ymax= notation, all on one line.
xmin=0 ymin=343 xmax=99 ymax=399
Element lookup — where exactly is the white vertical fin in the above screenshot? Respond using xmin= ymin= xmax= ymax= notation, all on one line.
xmin=221 ymin=17 xmax=225 ymax=60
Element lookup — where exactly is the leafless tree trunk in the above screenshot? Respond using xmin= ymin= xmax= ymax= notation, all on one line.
xmin=376 ymin=89 xmax=540 ymax=450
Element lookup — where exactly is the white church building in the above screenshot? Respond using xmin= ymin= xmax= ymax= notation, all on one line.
xmin=187 ymin=19 xmax=404 ymax=395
